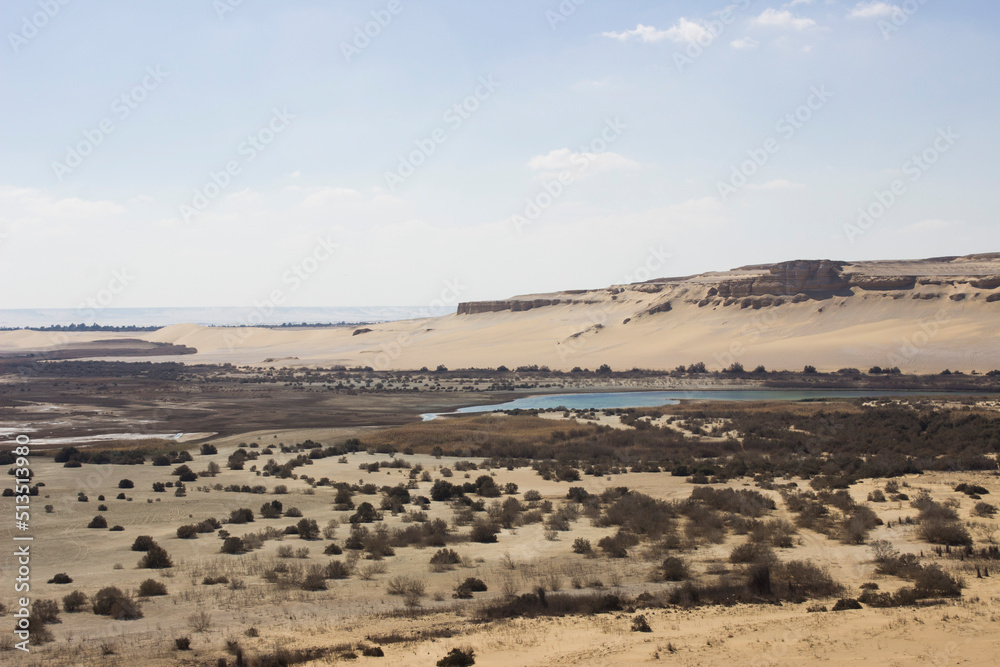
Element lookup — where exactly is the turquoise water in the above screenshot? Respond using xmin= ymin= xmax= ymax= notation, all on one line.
xmin=420 ymin=389 xmax=947 ymax=420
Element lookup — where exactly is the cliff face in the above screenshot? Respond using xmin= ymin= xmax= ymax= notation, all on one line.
xmin=456 ymin=298 xmax=597 ymax=315
xmin=715 ymin=260 xmax=849 ymax=298
xmin=455 ymin=254 xmax=1000 ymax=316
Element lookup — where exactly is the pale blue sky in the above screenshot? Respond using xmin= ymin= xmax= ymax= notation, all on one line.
xmin=2 ymin=0 xmax=998 ymax=310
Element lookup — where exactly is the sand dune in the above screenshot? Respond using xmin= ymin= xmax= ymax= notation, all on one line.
xmin=3 ymin=254 xmax=999 ymax=372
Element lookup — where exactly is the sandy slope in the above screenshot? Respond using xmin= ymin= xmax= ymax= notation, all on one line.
xmin=3 ymin=254 xmax=999 ymax=372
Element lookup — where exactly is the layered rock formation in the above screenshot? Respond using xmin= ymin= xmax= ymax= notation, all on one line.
xmin=456 ymin=255 xmax=1000 ymax=316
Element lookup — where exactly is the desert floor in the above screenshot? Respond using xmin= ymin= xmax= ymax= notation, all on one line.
xmin=2 ymin=421 xmax=998 ymax=665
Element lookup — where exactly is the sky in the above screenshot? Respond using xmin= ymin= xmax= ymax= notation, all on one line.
xmin=2 ymin=0 xmax=998 ymax=313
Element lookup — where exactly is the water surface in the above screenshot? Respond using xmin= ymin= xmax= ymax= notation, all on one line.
xmin=420 ymin=389 xmax=946 ymax=420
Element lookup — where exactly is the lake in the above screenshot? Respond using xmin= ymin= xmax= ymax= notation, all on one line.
xmin=420 ymin=389 xmax=948 ymax=420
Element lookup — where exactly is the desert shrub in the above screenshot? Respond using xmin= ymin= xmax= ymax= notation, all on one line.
xmin=689 ymin=486 xmax=776 ymax=517
xmin=32 ymin=599 xmax=60 ymax=624
xmin=93 ymin=587 xmax=143 ymax=619
xmin=47 ymin=573 xmax=73 ymax=584
xmin=430 ymin=548 xmax=461 ymax=570
xmin=386 ymin=576 xmax=426 ymax=597
xmin=777 ymin=561 xmax=843 ymax=597
xmin=955 ymin=483 xmax=989 ymax=496
xmin=221 ymin=537 xmax=245 ymax=554
xmin=869 ymin=539 xmax=900 ymax=563
xmin=598 ymin=491 xmax=678 ymax=538
xmin=972 ymin=502 xmax=997 ymax=517
xmin=631 ymin=614 xmax=651 ymax=632
xmin=229 ymin=508 xmax=254 ymax=524
xmin=260 ymin=500 xmax=283 ymax=519
xmin=25 ymin=616 xmax=54 ymax=643
xmin=297 ymin=518 xmax=320 ymax=540
xmin=477 ymin=589 xmax=622 ymax=621
xmin=469 ymin=519 xmax=501 ymax=543
xmin=62 ymin=590 xmax=88 ymax=612
xmin=572 ymin=538 xmax=593 ymax=555
xmin=88 ymin=515 xmax=108 ymax=529
xmin=350 ymin=502 xmax=382 ymax=523
xmin=597 ymin=532 xmax=635 ymax=558
xmin=361 ymin=645 xmax=385 ymax=657
xmin=110 ymin=525 xmax=124 ymax=531
xmin=748 ymin=519 xmax=796 ymax=548
xmin=437 ymin=648 xmax=475 ymax=667
xmin=139 ymin=545 xmax=173 ymax=569
xmin=285 ymin=506 xmax=303 ymax=517
xmin=831 ymin=598 xmax=862 ymax=611
xmin=867 ymin=489 xmax=886 ymax=503
xmin=875 ymin=553 xmax=924 ymax=578
xmin=454 ymin=577 xmax=488 ymax=598
xmin=202 ymin=575 xmax=230 ymax=585
xmin=98 ymin=504 xmax=108 ymax=511
xmin=324 ymin=560 xmax=352 ymax=579
xmin=661 ymin=557 xmax=688 ymax=581
xmin=118 ymin=479 xmax=134 ymax=489
xmin=177 ymin=524 xmax=199 ymax=539
xmin=323 ymin=543 xmax=343 ymax=555
xmin=175 ymin=637 xmax=191 ymax=650
xmin=189 ymin=611 xmax=212 ymax=632
xmin=919 ymin=518 xmax=972 ymax=546
xmin=138 ymin=579 xmax=168 ymax=596
xmin=729 ymin=541 xmax=775 ymax=564
xmin=840 ymin=506 xmax=882 ymax=545
xmin=683 ymin=505 xmax=727 ymax=544
xmin=913 ymin=564 xmax=963 ymax=597
xmin=301 ymin=571 xmax=328 ymax=591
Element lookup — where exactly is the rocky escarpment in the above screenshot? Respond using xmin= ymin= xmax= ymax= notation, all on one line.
xmin=455 ymin=254 xmax=1000 ymax=317
xmin=456 ymin=298 xmax=597 ymax=315
xmin=716 ymin=260 xmax=848 ymax=298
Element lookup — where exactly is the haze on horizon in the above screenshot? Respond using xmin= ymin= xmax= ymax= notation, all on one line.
xmin=2 ymin=0 xmax=998 ymax=313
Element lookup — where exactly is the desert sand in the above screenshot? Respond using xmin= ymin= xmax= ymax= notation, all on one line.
xmin=2 ymin=254 xmax=998 ymax=373
xmin=2 ymin=427 xmax=998 ymax=665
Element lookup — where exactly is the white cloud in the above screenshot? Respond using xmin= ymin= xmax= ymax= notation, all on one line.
xmin=752 ymin=8 xmax=817 ymax=30
xmin=900 ymin=219 xmax=965 ymax=233
xmin=731 ymin=37 xmax=759 ymax=50
xmin=0 ymin=185 xmax=125 ymax=233
xmin=746 ymin=179 xmax=806 ymax=191
xmin=848 ymin=2 xmax=900 ymax=19
xmin=784 ymin=0 xmax=813 ymax=6
xmin=603 ymin=19 xmax=709 ymax=44
xmin=527 ymin=148 xmax=641 ymax=176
